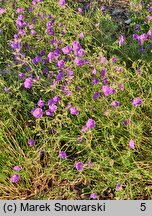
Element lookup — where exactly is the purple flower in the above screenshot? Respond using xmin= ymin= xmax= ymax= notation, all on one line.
xmin=76 ymin=49 xmax=85 ymax=57
xmin=132 ymin=34 xmax=138 ymax=40
xmin=101 ymin=85 xmax=115 ymax=96
xmin=24 ymin=77 xmax=33 ymax=89
xmin=35 ymin=55 xmax=41 ymax=62
xmin=59 ymin=151 xmax=67 ymax=159
xmin=0 ymin=8 xmax=6 ymax=15
xmin=4 ymin=87 xmax=9 ymax=92
xmin=123 ymin=119 xmax=131 ymax=126
xmin=75 ymin=162 xmax=84 ymax=171
xmin=79 ymin=32 xmax=84 ymax=38
xmin=37 ymin=99 xmax=44 ymax=107
xmin=132 ymin=97 xmax=142 ymax=106
xmin=129 ymin=139 xmax=135 ymax=149
xmin=78 ymin=8 xmax=83 ymax=14
xmin=62 ymin=46 xmax=72 ymax=54
xmin=31 ymin=30 xmax=36 ymax=36
xmin=102 ymin=77 xmax=109 ymax=85
xmin=101 ymin=6 xmax=106 ymax=11
xmin=135 ymin=24 xmax=140 ymax=32
xmin=138 ymin=33 xmax=147 ymax=45
xmin=86 ymin=119 xmax=96 ymax=129
xmin=53 ymin=96 xmax=60 ymax=104
xmin=28 ymin=139 xmax=35 ymax=146
xmin=119 ymin=35 xmax=124 ymax=45
xmin=119 ymin=83 xmax=124 ymax=91
xmin=81 ymin=125 xmax=88 ymax=133
xmin=100 ymin=56 xmax=108 ymax=65
xmin=19 ymin=73 xmax=24 ymax=79
xmin=93 ymin=92 xmax=100 ymax=100
xmin=115 ymin=184 xmax=121 ymax=192
xmin=92 ymin=68 xmax=96 ymax=74
xmin=100 ymin=68 xmax=107 ymax=77
xmin=90 ymin=193 xmax=97 ymax=199
xmin=46 ymin=109 xmax=53 ymax=116
xmin=70 ymin=107 xmax=79 ymax=115
xmin=92 ymin=77 xmax=99 ymax=84
xmin=58 ymin=0 xmax=65 ymax=6
xmin=147 ymin=30 xmax=152 ymax=37
xmin=48 ymin=104 xmax=57 ymax=113
xmin=147 ymin=16 xmax=152 ymax=21
xmin=56 ymin=71 xmax=64 ymax=81
xmin=74 ymin=57 xmax=84 ymax=66
xmin=32 ymin=108 xmax=43 ymax=118
xmin=72 ymin=41 xmax=81 ymax=51
xmin=42 ymin=68 xmax=48 ymax=74
xmin=48 ymin=52 xmax=54 ymax=62
xmin=56 ymin=60 xmax=64 ymax=68
xmin=48 ymin=96 xmax=60 ymax=106
xmin=111 ymin=100 xmax=120 ymax=107
xmin=112 ymin=56 xmax=117 ymax=62
xmin=53 ymin=49 xmax=60 ymax=58
xmin=10 ymin=174 xmax=20 ymax=183
xmin=13 ymin=166 xmax=22 ymax=171
xmin=40 ymin=50 xmax=45 ymax=55
xmin=16 ymin=8 xmax=24 ymax=13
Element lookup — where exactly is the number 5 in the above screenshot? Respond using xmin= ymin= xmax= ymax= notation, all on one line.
xmin=140 ymin=203 xmax=146 ymax=211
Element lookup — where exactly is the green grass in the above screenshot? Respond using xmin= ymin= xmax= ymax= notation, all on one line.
xmin=0 ymin=0 xmax=152 ymax=200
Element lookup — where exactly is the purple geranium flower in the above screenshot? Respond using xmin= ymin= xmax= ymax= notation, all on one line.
xmin=111 ymin=100 xmax=120 ymax=107
xmin=46 ymin=109 xmax=53 ymax=116
xmin=19 ymin=73 xmax=25 ymax=79
xmin=93 ymin=92 xmax=100 ymax=100
xmin=92 ymin=77 xmax=99 ymax=84
xmin=74 ymin=57 xmax=84 ymax=66
xmin=13 ymin=166 xmax=22 ymax=171
xmin=81 ymin=125 xmax=88 ymax=133
xmin=115 ymin=184 xmax=121 ymax=191
xmin=37 ymin=99 xmax=44 ymax=107
xmin=129 ymin=139 xmax=135 ymax=149
xmin=86 ymin=119 xmax=96 ymax=129
xmin=132 ymin=97 xmax=142 ymax=106
xmin=0 ymin=8 xmax=6 ymax=15
xmin=56 ymin=60 xmax=64 ymax=68
xmin=101 ymin=85 xmax=115 ymax=96
xmin=119 ymin=35 xmax=124 ymax=45
xmin=123 ymin=119 xmax=131 ymax=126
xmin=48 ymin=104 xmax=57 ymax=113
xmin=56 ymin=71 xmax=64 ymax=81
xmin=100 ymin=56 xmax=108 ymax=65
xmin=58 ymin=0 xmax=66 ymax=6
xmin=70 ymin=107 xmax=79 ymax=115
xmin=100 ymin=68 xmax=107 ymax=77
xmin=59 ymin=151 xmax=67 ymax=159
xmin=32 ymin=108 xmax=43 ymax=118
xmin=132 ymin=34 xmax=138 ymax=40
xmin=112 ymin=56 xmax=117 ymax=62
xmin=28 ymin=139 xmax=35 ymax=146
xmin=78 ymin=8 xmax=83 ymax=14
xmin=90 ymin=193 xmax=97 ymax=199
xmin=138 ymin=33 xmax=147 ymax=45
xmin=119 ymin=83 xmax=124 ymax=91
xmin=62 ymin=46 xmax=72 ymax=54
xmin=102 ymin=77 xmax=109 ymax=85
xmin=24 ymin=77 xmax=33 ymax=89
xmin=10 ymin=174 xmax=20 ymax=183
xmin=72 ymin=41 xmax=81 ymax=51
xmin=79 ymin=32 xmax=84 ymax=38
xmin=75 ymin=162 xmax=84 ymax=171
xmin=76 ymin=49 xmax=85 ymax=57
